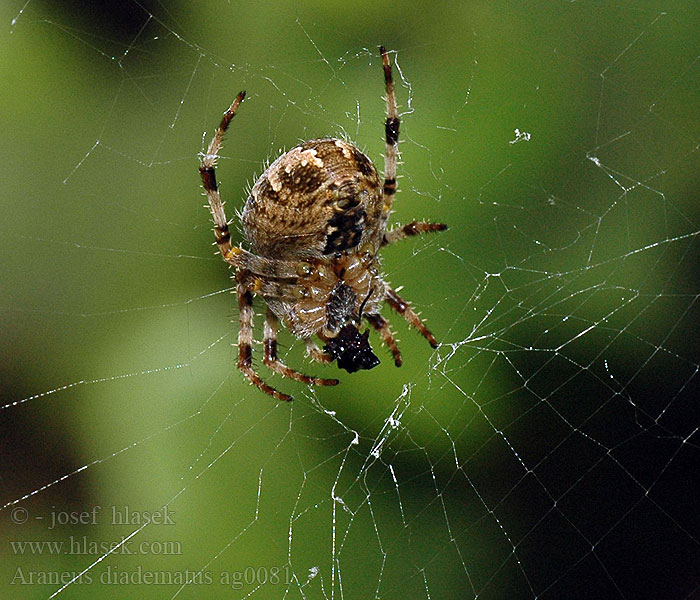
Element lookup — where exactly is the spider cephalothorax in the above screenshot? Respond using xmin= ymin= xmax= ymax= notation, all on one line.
xmin=199 ymin=46 xmax=447 ymax=400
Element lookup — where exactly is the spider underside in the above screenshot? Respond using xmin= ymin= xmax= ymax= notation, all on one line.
xmin=199 ymin=46 xmax=447 ymax=401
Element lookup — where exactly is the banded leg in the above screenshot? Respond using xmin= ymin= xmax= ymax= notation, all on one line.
xmin=237 ymin=280 xmax=292 ymax=402
xmin=366 ymin=313 xmax=402 ymax=367
xmin=199 ymin=91 xmax=246 ymax=259
xmin=264 ymin=309 xmax=338 ymax=387
xmin=305 ymin=339 xmax=333 ymax=364
xmin=380 ymin=46 xmax=399 ymax=211
xmin=386 ymin=287 xmax=438 ymax=349
xmin=382 ymin=221 xmax=448 ymax=246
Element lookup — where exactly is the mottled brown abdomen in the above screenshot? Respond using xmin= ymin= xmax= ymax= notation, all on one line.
xmin=241 ymin=138 xmax=384 ymax=259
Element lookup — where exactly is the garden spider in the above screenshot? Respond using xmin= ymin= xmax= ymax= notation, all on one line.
xmin=199 ymin=46 xmax=446 ymax=400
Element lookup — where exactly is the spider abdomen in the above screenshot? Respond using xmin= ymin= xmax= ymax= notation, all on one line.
xmin=242 ymin=138 xmax=385 ymax=260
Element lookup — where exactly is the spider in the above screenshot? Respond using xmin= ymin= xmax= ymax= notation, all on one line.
xmin=199 ymin=46 xmax=447 ymax=401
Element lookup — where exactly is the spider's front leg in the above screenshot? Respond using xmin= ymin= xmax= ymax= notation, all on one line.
xmin=305 ymin=339 xmax=333 ymax=364
xmin=365 ymin=313 xmax=402 ymax=367
xmin=386 ymin=286 xmax=438 ymax=348
xmin=263 ymin=308 xmax=338 ymax=388
xmin=236 ymin=277 xmax=292 ymax=402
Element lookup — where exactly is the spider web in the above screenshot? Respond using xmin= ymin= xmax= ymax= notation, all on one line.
xmin=1 ymin=2 xmax=698 ymax=599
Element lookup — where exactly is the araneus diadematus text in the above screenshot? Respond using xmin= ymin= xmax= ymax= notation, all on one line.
xmin=199 ymin=46 xmax=447 ymax=401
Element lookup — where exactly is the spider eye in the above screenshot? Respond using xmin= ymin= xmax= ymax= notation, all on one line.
xmin=295 ymin=261 xmax=314 ymax=277
xmin=323 ymin=324 xmax=380 ymax=373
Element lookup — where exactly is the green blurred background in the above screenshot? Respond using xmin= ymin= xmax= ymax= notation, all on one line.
xmin=1 ymin=1 xmax=698 ymax=599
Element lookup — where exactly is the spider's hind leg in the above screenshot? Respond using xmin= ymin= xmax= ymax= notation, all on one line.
xmin=199 ymin=91 xmax=246 ymax=260
xmin=382 ymin=221 xmax=447 ymax=246
xmin=380 ymin=45 xmax=399 ymax=215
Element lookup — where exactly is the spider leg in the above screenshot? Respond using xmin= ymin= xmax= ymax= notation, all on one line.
xmin=385 ymin=286 xmax=438 ymax=349
xmin=365 ymin=313 xmax=402 ymax=367
xmin=382 ymin=221 xmax=448 ymax=246
xmin=379 ymin=50 xmax=448 ymax=247
xmin=380 ymin=46 xmax=399 ymax=213
xmin=305 ymin=339 xmax=333 ymax=364
xmin=237 ymin=280 xmax=292 ymax=401
xmin=199 ymin=91 xmax=246 ymax=260
xmin=264 ymin=309 xmax=338 ymax=387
